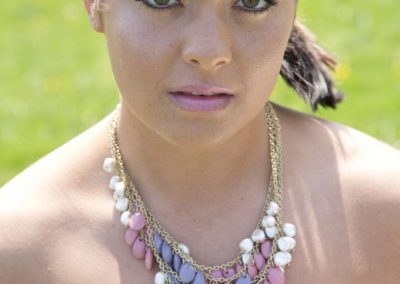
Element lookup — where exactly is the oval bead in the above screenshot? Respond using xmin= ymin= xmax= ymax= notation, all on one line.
xmin=273 ymin=252 xmax=291 ymax=267
xmin=242 ymin=253 xmax=251 ymax=265
xmin=247 ymin=263 xmax=258 ymax=280
xmin=179 ymin=262 xmax=196 ymax=283
xmin=251 ymin=229 xmax=266 ymax=242
xmin=120 ymin=211 xmax=131 ymax=227
xmin=132 ymin=238 xmax=146 ymax=260
xmin=124 ymin=228 xmax=139 ymax=246
xmin=262 ymin=215 xmax=276 ymax=228
xmin=265 ymin=226 xmax=277 ymax=239
xmin=103 ymin=157 xmax=116 ymax=173
xmin=129 ymin=212 xmax=146 ymax=231
xmin=261 ymin=240 xmax=272 ymax=259
xmin=173 ymin=254 xmax=182 ymax=272
xmin=161 ymin=242 xmax=173 ymax=264
xmin=235 ymin=274 xmax=251 ymax=284
xmin=210 ymin=269 xmax=223 ymax=278
xmin=223 ymin=268 xmax=236 ymax=278
xmin=193 ymin=272 xmax=206 ymax=284
xmin=145 ymin=248 xmax=154 ymax=271
xmin=153 ymin=232 xmax=163 ymax=253
xmin=283 ymin=223 xmax=296 ymax=237
xmin=178 ymin=243 xmax=190 ymax=255
xmin=239 ymin=238 xmax=254 ymax=253
xmin=266 ymin=201 xmax=280 ymax=216
xmin=254 ymin=252 xmax=267 ymax=270
xmin=167 ymin=272 xmax=180 ymax=284
xmin=277 ymin=237 xmax=296 ymax=252
xmin=115 ymin=197 xmax=129 ymax=212
xmin=114 ymin=181 xmax=125 ymax=197
xmin=268 ymin=267 xmax=285 ymax=284
xmin=109 ymin=175 xmax=120 ymax=190
xmin=154 ymin=272 xmax=166 ymax=284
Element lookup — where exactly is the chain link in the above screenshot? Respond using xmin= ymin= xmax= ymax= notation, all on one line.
xmin=107 ymin=102 xmax=285 ymax=283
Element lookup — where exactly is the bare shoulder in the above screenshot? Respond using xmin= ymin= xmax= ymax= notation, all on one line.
xmin=0 ymin=114 xmax=112 ymax=283
xmin=275 ymin=103 xmax=400 ymax=282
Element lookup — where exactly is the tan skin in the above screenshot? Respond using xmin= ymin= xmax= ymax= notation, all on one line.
xmin=1 ymin=0 xmax=400 ymax=283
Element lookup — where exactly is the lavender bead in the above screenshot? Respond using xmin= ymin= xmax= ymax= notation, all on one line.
xmin=173 ymin=254 xmax=182 ymax=272
xmin=192 ymin=272 xmax=206 ymax=284
xmin=179 ymin=262 xmax=196 ymax=283
xmin=167 ymin=272 xmax=182 ymax=284
xmin=153 ymin=232 xmax=163 ymax=253
xmin=161 ymin=242 xmax=173 ymax=264
xmin=235 ymin=274 xmax=251 ymax=284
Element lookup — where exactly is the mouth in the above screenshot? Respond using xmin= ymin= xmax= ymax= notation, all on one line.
xmin=167 ymin=92 xmax=234 ymax=112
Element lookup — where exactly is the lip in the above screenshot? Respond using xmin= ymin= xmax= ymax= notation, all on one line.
xmin=168 ymin=85 xmax=235 ymax=96
xmin=168 ymin=92 xmax=234 ymax=112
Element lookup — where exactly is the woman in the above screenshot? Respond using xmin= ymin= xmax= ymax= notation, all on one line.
xmin=1 ymin=0 xmax=399 ymax=283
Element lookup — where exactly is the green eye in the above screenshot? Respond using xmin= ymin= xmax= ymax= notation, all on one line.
xmin=234 ymin=0 xmax=278 ymax=13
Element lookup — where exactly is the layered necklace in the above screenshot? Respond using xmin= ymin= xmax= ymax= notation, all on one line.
xmin=103 ymin=102 xmax=296 ymax=284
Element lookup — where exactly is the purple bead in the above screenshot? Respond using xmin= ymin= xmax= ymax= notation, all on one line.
xmin=235 ymin=274 xmax=251 ymax=284
xmin=179 ymin=262 xmax=196 ymax=283
xmin=173 ymin=254 xmax=182 ymax=272
xmin=153 ymin=232 xmax=163 ymax=253
xmin=161 ymin=242 xmax=173 ymax=264
xmin=193 ymin=272 xmax=206 ymax=284
xmin=167 ymin=272 xmax=182 ymax=284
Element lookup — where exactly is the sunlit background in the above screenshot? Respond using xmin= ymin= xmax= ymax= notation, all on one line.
xmin=1 ymin=0 xmax=399 ymax=185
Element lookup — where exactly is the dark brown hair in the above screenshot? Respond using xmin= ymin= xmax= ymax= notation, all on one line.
xmin=280 ymin=20 xmax=344 ymax=111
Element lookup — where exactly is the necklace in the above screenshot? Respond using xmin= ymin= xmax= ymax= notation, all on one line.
xmin=103 ymin=102 xmax=296 ymax=284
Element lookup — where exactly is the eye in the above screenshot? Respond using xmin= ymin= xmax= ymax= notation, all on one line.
xmin=233 ymin=0 xmax=278 ymax=14
xmin=136 ymin=0 xmax=182 ymax=10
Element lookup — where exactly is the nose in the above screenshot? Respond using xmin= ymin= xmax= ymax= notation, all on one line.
xmin=182 ymin=12 xmax=232 ymax=71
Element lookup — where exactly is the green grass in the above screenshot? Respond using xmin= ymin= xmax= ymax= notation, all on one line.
xmin=1 ymin=1 xmax=399 ymax=185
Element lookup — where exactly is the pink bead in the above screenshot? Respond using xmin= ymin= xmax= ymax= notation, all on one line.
xmin=261 ymin=240 xmax=272 ymax=259
xmin=235 ymin=263 xmax=243 ymax=274
xmin=210 ymin=269 xmax=223 ymax=278
xmin=124 ymin=228 xmax=139 ymax=246
xmin=247 ymin=263 xmax=258 ymax=280
xmin=132 ymin=238 xmax=146 ymax=260
xmin=129 ymin=212 xmax=146 ymax=231
xmin=145 ymin=248 xmax=154 ymax=271
xmin=268 ymin=267 xmax=285 ymax=284
xmin=254 ymin=252 xmax=267 ymax=270
xmin=223 ymin=268 xmax=236 ymax=278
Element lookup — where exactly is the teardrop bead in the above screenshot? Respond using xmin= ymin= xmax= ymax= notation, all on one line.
xmin=153 ymin=232 xmax=163 ymax=253
xmin=109 ymin=175 xmax=120 ymax=190
xmin=247 ymin=263 xmax=258 ymax=280
xmin=267 ymin=267 xmax=285 ymax=284
xmin=161 ymin=242 xmax=173 ymax=264
xmin=239 ymin=238 xmax=254 ymax=253
xmin=145 ymin=248 xmax=154 ymax=271
xmin=261 ymin=240 xmax=272 ymax=259
xmin=179 ymin=262 xmax=196 ymax=283
xmin=124 ymin=228 xmax=139 ymax=246
xmin=235 ymin=274 xmax=251 ymax=284
xmin=251 ymin=229 xmax=266 ymax=242
xmin=223 ymin=268 xmax=236 ymax=278
xmin=114 ymin=181 xmax=125 ymax=197
xmin=266 ymin=201 xmax=279 ymax=216
xmin=115 ymin=197 xmax=129 ymax=212
xmin=103 ymin=157 xmax=116 ymax=173
xmin=235 ymin=263 xmax=243 ymax=274
xmin=282 ymin=223 xmax=296 ymax=237
xmin=262 ymin=215 xmax=276 ymax=228
xmin=265 ymin=226 xmax=277 ymax=239
xmin=129 ymin=212 xmax=146 ymax=231
xmin=210 ymin=269 xmax=223 ymax=278
xmin=254 ymin=252 xmax=267 ymax=270
xmin=132 ymin=238 xmax=146 ymax=260
xmin=120 ymin=211 xmax=131 ymax=227
xmin=242 ymin=253 xmax=251 ymax=265
xmin=173 ymin=254 xmax=182 ymax=272
xmin=193 ymin=272 xmax=206 ymax=284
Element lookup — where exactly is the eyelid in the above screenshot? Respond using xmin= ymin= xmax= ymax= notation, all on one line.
xmin=142 ymin=0 xmax=182 ymax=9
xmin=233 ymin=0 xmax=277 ymax=12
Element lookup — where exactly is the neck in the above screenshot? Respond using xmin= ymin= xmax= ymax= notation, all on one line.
xmin=116 ymin=103 xmax=271 ymax=201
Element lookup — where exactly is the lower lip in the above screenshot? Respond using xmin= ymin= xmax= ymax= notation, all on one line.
xmin=168 ymin=92 xmax=233 ymax=112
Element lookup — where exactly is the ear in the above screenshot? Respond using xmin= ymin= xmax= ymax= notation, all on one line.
xmin=83 ymin=0 xmax=105 ymax=33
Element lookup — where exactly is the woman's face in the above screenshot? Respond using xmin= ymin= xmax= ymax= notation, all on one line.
xmin=99 ymin=0 xmax=296 ymax=148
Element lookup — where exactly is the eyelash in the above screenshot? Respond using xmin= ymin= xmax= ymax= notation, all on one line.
xmin=135 ymin=0 xmax=278 ymax=16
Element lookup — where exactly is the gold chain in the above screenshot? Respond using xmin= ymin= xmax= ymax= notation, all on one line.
xmin=108 ymin=102 xmax=284 ymax=284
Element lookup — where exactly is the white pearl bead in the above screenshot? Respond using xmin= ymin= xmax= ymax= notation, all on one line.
xmin=242 ymin=253 xmax=251 ymax=265
xmin=103 ymin=157 xmax=116 ymax=173
xmin=178 ymin=243 xmax=190 ymax=255
xmin=109 ymin=176 xmax=120 ymax=190
xmin=267 ymin=201 xmax=280 ymax=216
xmin=239 ymin=238 xmax=254 ymax=253
xmin=262 ymin=215 xmax=276 ymax=228
xmin=283 ymin=223 xmax=296 ymax=237
xmin=116 ymin=197 xmax=129 ymax=212
xmin=251 ymin=229 xmax=266 ymax=242
xmin=265 ymin=226 xmax=277 ymax=239
xmin=273 ymin=251 xmax=291 ymax=267
xmin=115 ymin=181 xmax=125 ymax=197
xmin=113 ymin=190 xmax=122 ymax=201
xmin=154 ymin=272 xmax=166 ymax=284
xmin=277 ymin=236 xmax=296 ymax=252
xmin=120 ymin=211 xmax=131 ymax=227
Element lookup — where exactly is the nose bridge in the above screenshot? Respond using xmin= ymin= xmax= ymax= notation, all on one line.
xmin=182 ymin=8 xmax=232 ymax=71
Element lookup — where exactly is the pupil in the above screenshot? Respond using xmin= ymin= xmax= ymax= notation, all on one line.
xmin=243 ymin=0 xmax=259 ymax=8
xmin=154 ymin=0 xmax=169 ymax=5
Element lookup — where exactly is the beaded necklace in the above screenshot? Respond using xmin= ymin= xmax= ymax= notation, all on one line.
xmin=103 ymin=102 xmax=296 ymax=284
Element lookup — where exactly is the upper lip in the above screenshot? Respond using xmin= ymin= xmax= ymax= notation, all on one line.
xmin=168 ymin=85 xmax=235 ymax=96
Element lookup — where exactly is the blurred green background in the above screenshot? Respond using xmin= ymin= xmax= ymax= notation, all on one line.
xmin=1 ymin=1 xmax=399 ymax=185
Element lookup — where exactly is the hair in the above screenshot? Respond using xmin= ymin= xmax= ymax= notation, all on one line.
xmin=280 ymin=20 xmax=344 ymax=111
xmin=92 ymin=1 xmax=344 ymax=111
